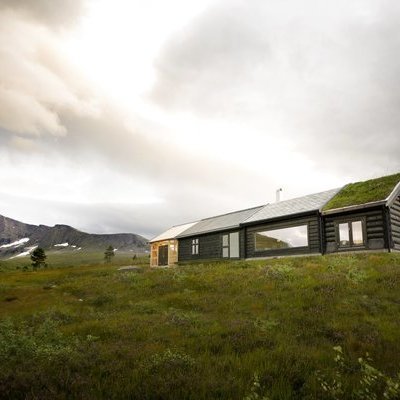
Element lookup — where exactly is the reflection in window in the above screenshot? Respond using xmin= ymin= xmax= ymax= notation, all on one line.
xmin=229 ymin=232 xmax=239 ymax=258
xmin=339 ymin=223 xmax=350 ymax=246
xmin=255 ymin=225 xmax=308 ymax=251
xmin=352 ymin=221 xmax=363 ymax=245
xmin=222 ymin=232 xmax=239 ymax=258
xmin=222 ymin=234 xmax=229 ymax=258
xmin=337 ymin=220 xmax=364 ymax=247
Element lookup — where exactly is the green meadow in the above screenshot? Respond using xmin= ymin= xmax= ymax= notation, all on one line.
xmin=1 ymin=252 xmax=400 ymax=399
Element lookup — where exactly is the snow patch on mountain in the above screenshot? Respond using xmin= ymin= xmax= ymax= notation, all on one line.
xmin=8 ymin=245 xmax=38 ymax=259
xmin=0 ymin=238 xmax=30 ymax=248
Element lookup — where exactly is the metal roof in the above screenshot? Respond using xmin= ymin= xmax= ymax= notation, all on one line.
xmin=244 ymin=188 xmax=341 ymax=224
xmin=149 ymin=221 xmax=198 ymax=243
xmin=177 ymin=206 xmax=264 ymax=238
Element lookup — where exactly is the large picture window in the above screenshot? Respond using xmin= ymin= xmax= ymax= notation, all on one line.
xmin=255 ymin=225 xmax=308 ymax=251
xmin=337 ymin=220 xmax=365 ymax=247
xmin=191 ymin=238 xmax=199 ymax=255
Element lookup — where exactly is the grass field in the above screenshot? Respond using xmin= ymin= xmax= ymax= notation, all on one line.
xmin=1 ymin=252 xmax=400 ymax=399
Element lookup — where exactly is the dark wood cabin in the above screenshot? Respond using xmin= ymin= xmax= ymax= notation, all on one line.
xmin=390 ymin=193 xmax=400 ymax=250
xmin=177 ymin=189 xmax=340 ymax=261
xmin=321 ymin=175 xmax=400 ymax=254
xmin=177 ymin=206 xmax=263 ymax=262
xmin=150 ymin=173 xmax=400 ymax=266
xmin=242 ymin=189 xmax=339 ymax=258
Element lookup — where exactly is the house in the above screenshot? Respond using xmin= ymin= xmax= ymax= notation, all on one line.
xmin=241 ymin=189 xmax=340 ymax=259
xmin=176 ymin=206 xmax=264 ymax=261
xmin=150 ymin=173 xmax=400 ymax=266
xmin=321 ymin=173 xmax=400 ymax=253
xmin=149 ymin=222 xmax=197 ymax=266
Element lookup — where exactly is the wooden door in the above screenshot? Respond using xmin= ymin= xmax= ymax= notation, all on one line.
xmin=158 ymin=245 xmax=168 ymax=266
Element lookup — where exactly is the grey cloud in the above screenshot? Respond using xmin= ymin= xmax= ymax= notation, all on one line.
xmin=0 ymin=12 xmax=98 ymax=137
xmin=1 ymin=104 xmax=295 ymax=236
xmin=151 ymin=0 xmax=400 ymax=175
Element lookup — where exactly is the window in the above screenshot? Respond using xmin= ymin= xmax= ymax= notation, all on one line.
xmin=337 ymin=220 xmax=365 ymax=247
xmin=222 ymin=234 xmax=229 ymax=258
xmin=338 ymin=223 xmax=350 ymax=246
xmin=191 ymin=238 xmax=199 ymax=255
xmin=222 ymin=232 xmax=240 ymax=258
xmin=255 ymin=225 xmax=308 ymax=251
xmin=230 ymin=232 xmax=239 ymax=258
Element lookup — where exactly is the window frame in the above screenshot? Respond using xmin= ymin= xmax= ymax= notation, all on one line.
xmin=222 ymin=234 xmax=230 ymax=258
xmin=335 ymin=217 xmax=366 ymax=249
xmin=191 ymin=238 xmax=199 ymax=255
xmin=221 ymin=232 xmax=240 ymax=258
xmin=253 ymin=223 xmax=310 ymax=252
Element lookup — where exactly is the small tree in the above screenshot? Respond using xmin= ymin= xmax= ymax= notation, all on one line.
xmin=104 ymin=245 xmax=115 ymax=263
xmin=31 ymin=247 xmax=47 ymax=270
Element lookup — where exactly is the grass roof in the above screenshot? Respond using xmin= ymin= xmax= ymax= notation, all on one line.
xmin=323 ymin=172 xmax=400 ymax=211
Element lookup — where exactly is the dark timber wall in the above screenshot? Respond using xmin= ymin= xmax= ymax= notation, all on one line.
xmin=245 ymin=213 xmax=321 ymax=258
xmin=324 ymin=206 xmax=387 ymax=253
xmin=178 ymin=229 xmax=244 ymax=262
xmin=390 ymin=196 xmax=400 ymax=250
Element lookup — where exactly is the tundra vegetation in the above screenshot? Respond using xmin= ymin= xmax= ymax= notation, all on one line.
xmin=0 ymin=252 xmax=400 ymax=399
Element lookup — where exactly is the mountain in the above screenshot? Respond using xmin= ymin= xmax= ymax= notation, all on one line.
xmin=0 ymin=214 xmax=149 ymax=259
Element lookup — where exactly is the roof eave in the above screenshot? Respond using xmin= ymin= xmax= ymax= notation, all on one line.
xmin=149 ymin=237 xmax=174 ymax=243
xmin=322 ymin=200 xmax=386 ymax=215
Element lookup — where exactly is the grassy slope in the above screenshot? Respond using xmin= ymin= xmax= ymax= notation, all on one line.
xmin=1 ymin=253 xmax=400 ymax=399
xmin=323 ymin=172 xmax=400 ymax=211
xmin=0 ymin=250 xmax=144 ymax=271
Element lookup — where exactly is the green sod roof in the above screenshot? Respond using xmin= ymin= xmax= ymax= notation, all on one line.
xmin=323 ymin=172 xmax=400 ymax=211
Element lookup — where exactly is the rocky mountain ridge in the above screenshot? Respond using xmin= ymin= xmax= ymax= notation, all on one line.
xmin=0 ymin=214 xmax=149 ymax=259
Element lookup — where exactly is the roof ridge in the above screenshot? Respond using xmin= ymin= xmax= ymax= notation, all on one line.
xmin=198 ymin=204 xmax=265 ymax=222
xmin=259 ymin=187 xmax=340 ymax=207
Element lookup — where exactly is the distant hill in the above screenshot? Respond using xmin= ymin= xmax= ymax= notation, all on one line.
xmin=0 ymin=214 xmax=149 ymax=259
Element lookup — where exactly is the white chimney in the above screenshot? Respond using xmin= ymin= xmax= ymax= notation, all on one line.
xmin=276 ymin=188 xmax=282 ymax=202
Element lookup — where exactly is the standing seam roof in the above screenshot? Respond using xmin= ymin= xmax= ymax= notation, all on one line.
xmin=149 ymin=221 xmax=198 ymax=243
xmin=244 ymin=188 xmax=341 ymax=224
xmin=177 ymin=206 xmax=264 ymax=238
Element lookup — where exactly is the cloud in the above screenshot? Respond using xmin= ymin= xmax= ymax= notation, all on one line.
xmin=151 ymin=0 xmax=400 ymax=175
xmin=0 ymin=0 xmax=85 ymax=28
xmin=0 ymin=0 xmax=399 ymax=237
xmin=0 ymin=7 xmax=98 ymax=137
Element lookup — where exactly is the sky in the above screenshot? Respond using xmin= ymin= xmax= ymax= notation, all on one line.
xmin=0 ymin=0 xmax=399 ymax=239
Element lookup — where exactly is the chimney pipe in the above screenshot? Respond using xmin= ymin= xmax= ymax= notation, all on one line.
xmin=276 ymin=188 xmax=282 ymax=202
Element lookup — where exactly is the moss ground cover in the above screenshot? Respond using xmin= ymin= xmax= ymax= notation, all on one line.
xmin=323 ymin=172 xmax=400 ymax=211
xmin=1 ymin=252 xmax=400 ymax=399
